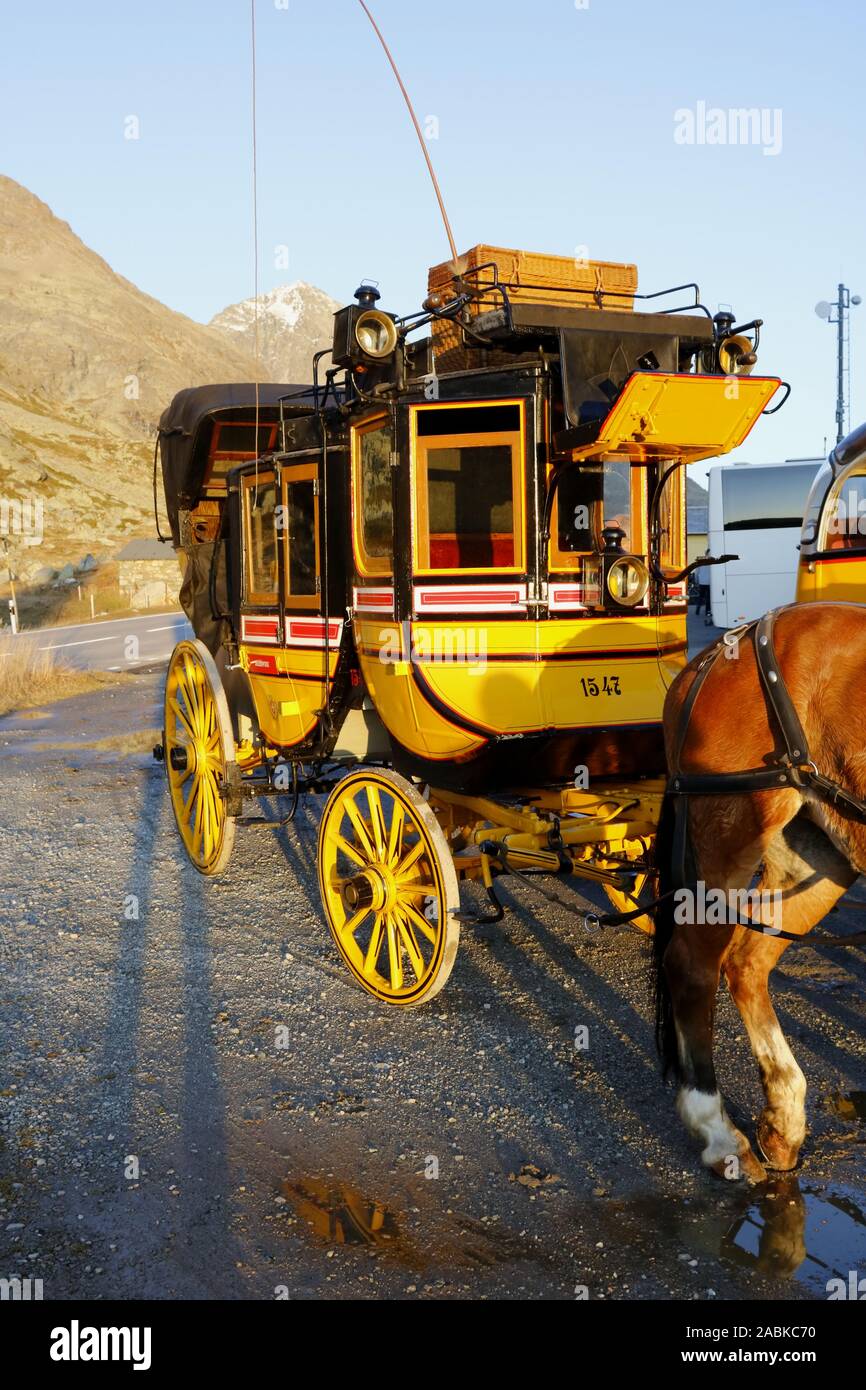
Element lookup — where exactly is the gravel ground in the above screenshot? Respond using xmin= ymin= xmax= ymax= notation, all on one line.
xmin=1 ymin=656 xmax=865 ymax=1302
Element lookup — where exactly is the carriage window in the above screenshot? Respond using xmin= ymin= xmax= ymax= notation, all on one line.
xmin=243 ymin=476 xmax=278 ymax=604
xmin=413 ymin=403 xmax=524 ymax=573
xmin=603 ymin=460 xmax=633 ymax=550
xmin=658 ymin=467 xmax=684 ymax=571
xmin=205 ymin=421 xmax=278 ymax=491
xmin=282 ymin=470 xmax=319 ymax=608
xmin=352 ymin=419 xmax=393 ymax=575
xmin=552 ymin=468 xmax=601 ymax=563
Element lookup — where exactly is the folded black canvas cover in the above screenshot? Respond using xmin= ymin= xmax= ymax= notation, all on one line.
xmin=158 ymin=383 xmax=315 ymax=544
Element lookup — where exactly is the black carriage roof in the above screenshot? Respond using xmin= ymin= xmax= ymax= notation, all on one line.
xmin=159 ymin=382 xmax=315 ymax=464
xmin=158 ymin=383 xmax=317 ymax=536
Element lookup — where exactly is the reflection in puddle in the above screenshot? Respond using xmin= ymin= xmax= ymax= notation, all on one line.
xmin=721 ymin=1179 xmax=866 ymax=1292
xmin=826 ymin=1091 xmax=866 ymax=1125
xmin=280 ymin=1175 xmax=531 ymax=1271
xmin=282 ymin=1177 xmax=401 ymax=1249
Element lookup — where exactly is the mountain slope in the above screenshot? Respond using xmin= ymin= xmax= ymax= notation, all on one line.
xmin=0 ymin=177 xmax=334 ymax=572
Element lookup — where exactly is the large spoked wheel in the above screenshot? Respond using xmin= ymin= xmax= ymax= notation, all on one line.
xmin=317 ymin=769 xmax=460 ymax=1006
xmin=164 ymin=639 xmax=237 ymax=876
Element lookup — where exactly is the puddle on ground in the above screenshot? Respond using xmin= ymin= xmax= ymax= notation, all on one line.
xmin=610 ymin=1178 xmax=866 ymax=1294
xmin=282 ymin=1176 xmax=402 ymax=1251
xmin=280 ymin=1175 xmax=540 ymax=1272
xmin=826 ymin=1091 xmax=866 ymax=1125
xmin=280 ymin=1172 xmax=866 ymax=1292
xmin=721 ymin=1180 xmax=866 ymax=1291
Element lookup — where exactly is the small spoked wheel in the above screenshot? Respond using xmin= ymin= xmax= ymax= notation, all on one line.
xmin=163 ymin=639 xmax=236 ymax=876
xmin=602 ymin=840 xmax=655 ymax=935
xmin=317 ymin=770 xmax=460 ymax=1006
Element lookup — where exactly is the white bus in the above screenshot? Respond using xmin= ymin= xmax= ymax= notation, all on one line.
xmin=706 ymin=459 xmax=822 ymax=628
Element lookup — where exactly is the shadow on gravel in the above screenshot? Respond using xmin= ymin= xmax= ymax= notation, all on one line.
xmin=98 ymin=766 xmax=242 ymax=1295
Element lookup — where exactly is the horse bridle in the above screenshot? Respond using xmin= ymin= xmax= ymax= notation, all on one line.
xmin=666 ymin=609 xmax=866 ymax=943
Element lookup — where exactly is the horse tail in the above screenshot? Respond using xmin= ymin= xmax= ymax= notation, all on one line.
xmin=652 ymin=790 xmax=681 ymax=1080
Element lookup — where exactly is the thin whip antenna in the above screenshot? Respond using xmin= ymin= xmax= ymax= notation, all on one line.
xmin=355 ymin=0 xmax=459 ymax=266
xmin=251 ymin=0 xmax=260 ymax=495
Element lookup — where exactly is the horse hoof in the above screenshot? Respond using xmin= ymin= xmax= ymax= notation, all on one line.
xmin=709 ymin=1148 xmax=767 ymax=1185
xmin=757 ymin=1120 xmax=801 ymax=1172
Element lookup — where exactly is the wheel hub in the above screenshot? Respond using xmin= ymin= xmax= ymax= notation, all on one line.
xmin=342 ymin=866 xmax=396 ymax=915
xmin=170 ymin=745 xmax=195 ymax=773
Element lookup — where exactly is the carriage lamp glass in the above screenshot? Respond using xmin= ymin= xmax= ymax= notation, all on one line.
xmin=606 ymin=555 xmax=649 ymax=607
xmin=355 ymin=309 xmax=398 ymax=359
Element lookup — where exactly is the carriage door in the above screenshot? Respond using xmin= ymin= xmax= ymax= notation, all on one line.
xmin=279 ymin=461 xmax=338 ymax=740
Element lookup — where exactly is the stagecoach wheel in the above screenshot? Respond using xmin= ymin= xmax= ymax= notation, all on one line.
xmin=317 ymin=769 xmax=460 ymax=1006
xmin=163 ymin=639 xmax=237 ymax=877
xmin=602 ymin=840 xmax=656 ymax=936
xmin=602 ymin=875 xmax=655 ymax=936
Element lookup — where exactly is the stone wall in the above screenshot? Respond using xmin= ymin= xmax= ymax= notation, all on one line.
xmin=118 ymin=560 xmax=182 ymax=610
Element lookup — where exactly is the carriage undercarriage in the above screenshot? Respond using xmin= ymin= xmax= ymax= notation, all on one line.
xmin=157 ymin=635 xmax=663 ymax=1005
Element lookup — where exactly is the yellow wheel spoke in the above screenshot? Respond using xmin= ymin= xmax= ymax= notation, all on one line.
xmin=339 ymin=904 xmax=370 ymax=941
xmin=400 ymin=899 xmax=439 ymax=946
xmin=366 ymin=784 xmax=387 ymax=860
xmin=386 ymin=800 xmax=405 ymax=867
xmin=181 ymin=657 xmax=202 ymax=728
xmin=191 ymin=777 xmax=205 ymax=859
xmin=364 ymin=913 xmax=387 ymax=974
xmin=343 ymin=795 xmax=376 ymax=862
xmin=394 ymin=882 xmax=437 ymax=896
xmin=395 ymin=837 xmax=425 ymax=879
xmin=331 ymin=833 xmax=366 ymax=868
xmin=385 ymin=914 xmax=403 ymax=990
xmin=394 ymin=908 xmax=425 ymax=981
xmin=169 ymin=695 xmax=196 ymax=743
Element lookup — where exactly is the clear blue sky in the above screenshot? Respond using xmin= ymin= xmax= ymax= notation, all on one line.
xmin=2 ymin=0 xmax=864 ymax=471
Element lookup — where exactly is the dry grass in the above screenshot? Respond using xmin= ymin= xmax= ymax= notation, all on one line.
xmin=0 ymin=632 xmax=124 ymax=717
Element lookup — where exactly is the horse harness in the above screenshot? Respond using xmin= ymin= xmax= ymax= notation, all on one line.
xmin=667 ymin=609 xmax=866 ymax=945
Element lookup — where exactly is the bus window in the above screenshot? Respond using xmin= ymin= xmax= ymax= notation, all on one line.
xmin=721 ymin=466 xmax=816 ymax=531
xmin=413 ymin=402 xmax=524 ymax=573
xmin=243 ymin=475 xmax=278 ymax=605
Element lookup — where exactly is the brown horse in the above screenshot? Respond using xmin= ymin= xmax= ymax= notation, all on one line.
xmin=653 ymin=602 xmax=866 ymax=1183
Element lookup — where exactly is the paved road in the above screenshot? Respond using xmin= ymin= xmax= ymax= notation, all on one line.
xmin=8 ymin=611 xmax=191 ymax=671
xmin=0 ymin=673 xmax=864 ymax=1301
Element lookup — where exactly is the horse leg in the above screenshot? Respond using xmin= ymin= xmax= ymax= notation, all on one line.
xmin=658 ymin=794 xmax=798 ymax=1184
xmin=664 ymin=917 xmax=767 ymax=1183
xmin=723 ymin=817 xmax=856 ymax=1171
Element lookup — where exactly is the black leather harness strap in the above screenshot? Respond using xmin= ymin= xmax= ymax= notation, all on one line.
xmin=665 ymin=609 xmax=866 ymax=946
xmin=670 ymin=610 xmax=866 ymax=817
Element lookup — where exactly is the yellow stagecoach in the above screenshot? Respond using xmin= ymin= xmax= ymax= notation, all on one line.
xmin=154 ymin=246 xmax=783 ymax=1005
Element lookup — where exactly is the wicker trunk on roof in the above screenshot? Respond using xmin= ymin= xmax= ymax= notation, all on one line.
xmin=427 ymin=244 xmax=639 ymax=373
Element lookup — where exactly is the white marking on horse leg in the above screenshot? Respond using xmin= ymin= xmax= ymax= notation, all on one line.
xmin=753 ymin=1018 xmax=807 ymax=1147
xmin=677 ymin=1088 xmax=745 ymax=1173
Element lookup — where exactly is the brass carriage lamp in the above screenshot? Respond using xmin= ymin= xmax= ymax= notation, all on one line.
xmin=600 ymin=524 xmax=649 ymax=610
xmin=332 ymin=283 xmax=399 ymax=368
